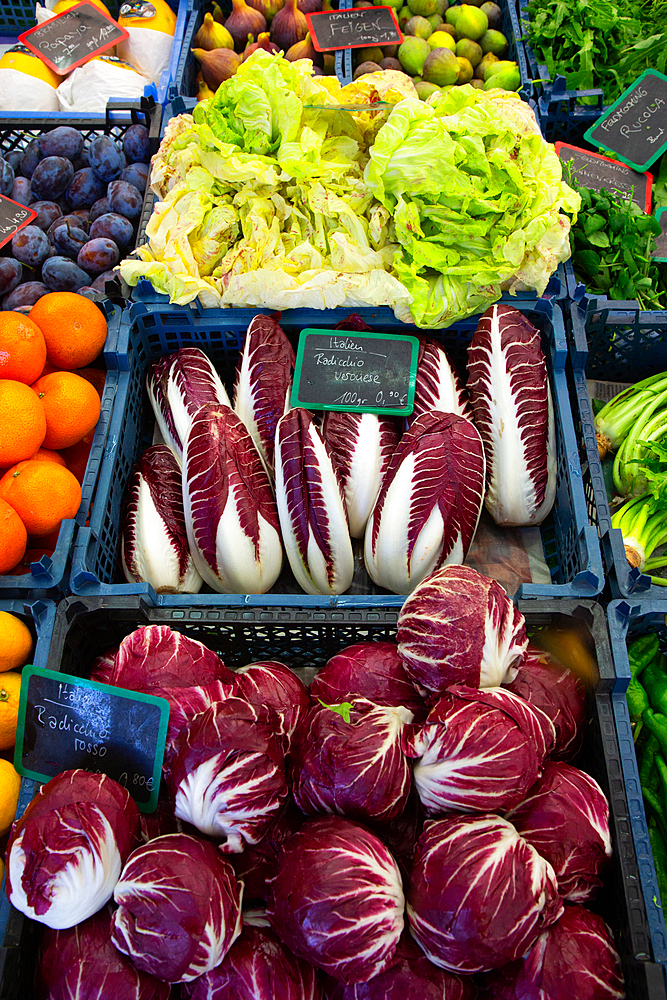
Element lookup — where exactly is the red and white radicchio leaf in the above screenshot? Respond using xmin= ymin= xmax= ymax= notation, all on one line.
xmin=267 ymin=816 xmax=405 ymax=984
xmin=111 ymin=833 xmax=243 ymax=984
xmin=275 ymin=408 xmax=354 ymax=596
xmin=110 ymin=624 xmax=232 ymax=690
xmin=146 ymin=347 xmax=231 ymax=463
xmin=233 ymin=314 xmax=295 ymax=475
xmin=7 ymin=770 xmax=140 ymax=929
xmin=466 ymin=304 xmax=556 ymax=527
xmin=407 ymin=813 xmax=563 ymax=974
xmin=410 ymin=337 xmax=473 ymax=423
xmin=120 ymin=444 xmax=202 ymax=594
xmin=321 ymin=411 xmax=398 ymax=538
xmin=364 ymin=412 xmax=485 ymax=595
xmin=183 ymin=403 xmax=283 ymax=594
xmin=505 ymin=760 xmax=612 ymax=903
xmin=290 ymin=698 xmax=414 ymax=823
xmin=234 ymin=660 xmax=310 ymax=740
xmin=397 ymin=565 xmax=528 ymax=693
xmin=166 ymin=697 xmax=288 ymax=852
xmin=309 ymin=641 xmax=426 ymax=719
xmin=404 ymin=685 xmax=555 ymax=816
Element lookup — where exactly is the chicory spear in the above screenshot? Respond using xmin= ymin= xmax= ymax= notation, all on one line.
xmin=275 ymin=407 xmax=354 ymax=596
xmin=410 ymin=337 xmax=472 ymax=422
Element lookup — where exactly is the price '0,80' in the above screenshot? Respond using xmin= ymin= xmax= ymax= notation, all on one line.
xmin=118 ymin=772 xmax=154 ymax=791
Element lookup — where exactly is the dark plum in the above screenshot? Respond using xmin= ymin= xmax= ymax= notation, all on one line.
xmin=5 ymin=151 xmax=23 ymax=173
xmin=2 ymin=281 xmax=48 ymax=311
xmin=47 ymin=214 xmax=89 ymax=240
xmin=77 ymin=237 xmax=120 ymax=275
xmin=91 ymin=269 xmax=118 ymax=291
xmin=122 ymin=123 xmax=151 ymax=164
xmin=52 ymin=222 xmax=89 ymax=258
xmin=66 ymin=167 xmax=106 ymax=209
xmin=10 ymin=177 xmax=33 ymax=207
xmin=31 ymin=202 xmax=62 ymax=231
xmin=107 ymin=180 xmax=143 ymax=219
xmin=71 ymin=209 xmax=90 ymax=222
xmin=119 ymin=162 xmax=149 ymax=194
xmin=88 ymin=135 xmax=125 ymax=183
xmin=0 ymin=157 xmax=14 ymax=196
xmin=30 ymin=156 xmax=74 ymax=201
xmin=20 ymin=139 xmax=43 ymax=178
xmin=77 ymin=286 xmax=101 ymax=300
xmin=0 ymin=259 xmax=22 ymax=297
xmin=89 ymin=196 xmax=110 ymax=222
xmin=42 ymin=256 xmax=91 ymax=292
xmin=11 ymin=226 xmax=51 ymax=266
xmin=90 ymin=212 xmax=134 ymax=248
xmin=38 ymin=126 xmax=84 ymax=161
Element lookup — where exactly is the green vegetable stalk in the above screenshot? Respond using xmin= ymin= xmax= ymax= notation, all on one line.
xmin=611 ymin=494 xmax=667 ymax=582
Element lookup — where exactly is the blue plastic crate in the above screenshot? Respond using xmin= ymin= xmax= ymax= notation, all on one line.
xmin=0 ymin=304 xmax=125 ymax=598
xmin=69 ymin=296 xmax=603 ymax=603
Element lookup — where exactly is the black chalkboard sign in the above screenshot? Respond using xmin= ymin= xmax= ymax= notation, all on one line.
xmin=584 ymin=69 xmax=667 ymax=172
xmin=15 ymin=666 xmax=169 ymax=812
xmin=291 ymin=329 xmax=418 ymax=415
xmin=0 ymin=196 xmax=38 ymax=251
xmin=19 ymin=2 xmax=129 ymax=75
xmin=306 ymin=6 xmax=402 ymax=52
xmin=556 ymin=142 xmax=652 ymax=212
xmin=654 ymin=208 xmax=667 ymax=263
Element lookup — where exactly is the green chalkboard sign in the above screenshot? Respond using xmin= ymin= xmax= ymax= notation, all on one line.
xmin=584 ymin=70 xmax=667 ymax=172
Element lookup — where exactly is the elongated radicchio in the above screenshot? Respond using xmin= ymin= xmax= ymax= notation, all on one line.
xmin=364 ymin=412 xmax=485 ymax=595
xmin=267 ymin=816 xmax=405 ymax=984
xmin=35 ymin=904 xmax=170 ymax=1000
xmin=166 ymin=696 xmax=287 ymax=851
xmin=120 ymin=444 xmax=202 ymax=594
xmin=321 ymin=411 xmax=398 ymax=538
xmin=234 ymin=660 xmax=310 ymax=740
xmin=147 ymin=347 xmax=231 ymax=462
xmin=410 ymin=338 xmax=472 ymax=423
xmin=466 ymin=304 xmax=556 ymax=527
xmin=309 ymin=642 xmax=425 ymax=719
xmin=397 ymin=565 xmax=528 ymax=693
xmin=477 ymin=904 xmax=625 ymax=1000
xmin=111 ymin=833 xmax=243 ymax=984
xmin=181 ymin=923 xmax=322 ymax=1000
xmin=407 ymin=814 xmax=563 ymax=974
xmin=183 ymin=403 xmax=283 ymax=594
xmin=404 ymin=685 xmax=554 ymax=816
xmin=7 ymin=770 xmax=139 ymax=929
xmin=233 ymin=314 xmax=295 ymax=475
xmin=505 ymin=760 xmax=612 ymax=902
xmin=275 ymin=408 xmax=354 ymax=596
xmin=291 ymin=698 xmax=413 ymax=822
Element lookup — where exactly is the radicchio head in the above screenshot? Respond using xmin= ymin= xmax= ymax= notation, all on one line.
xmin=309 ymin=642 xmax=425 ymax=720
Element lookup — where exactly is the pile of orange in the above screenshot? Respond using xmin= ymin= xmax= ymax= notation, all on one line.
xmin=0 ymin=292 xmax=108 ymax=576
xmin=0 ymin=611 xmax=31 ymax=837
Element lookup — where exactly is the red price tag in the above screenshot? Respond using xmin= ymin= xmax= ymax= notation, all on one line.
xmin=0 ymin=196 xmax=38 ymax=251
xmin=19 ymin=1 xmax=129 ymax=75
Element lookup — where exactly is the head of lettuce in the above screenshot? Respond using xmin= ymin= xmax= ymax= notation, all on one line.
xmin=120 ymin=53 xmax=579 ymax=328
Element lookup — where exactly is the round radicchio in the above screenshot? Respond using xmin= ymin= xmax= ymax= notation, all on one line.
xmin=111 ymin=833 xmax=243 ymax=983
xmin=267 ymin=816 xmax=405 ymax=985
xmin=6 ymin=770 xmax=139 ymax=930
xmin=290 ymin=699 xmax=413 ymax=823
xmin=505 ymin=760 xmax=612 ymax=902
xmin=309 ymin=642 xmax=426 ymax=719
xmin=35 ymin=904 xmax=170 ymax=1000
xmin=321 ymin=934 xmax=476 ymax=1000
xmin=403 ymin=685 xmax=555 ymax=816
xmin=234 ymin=660 xmax=310 ymax=740
xmin=504 ymin=644 xmax=588 ymax=760
xmin=229 ymin=798 xmax=306 ymax=901
xmin=477 ymin=904 xmax=625 ymax=1000
xmin=397 ymin=565 xmax=528 ymax=694
xmin=181 ymin=922 xmax=322 ymax=1000
xmin=407 ymin=814 xmax=563 ymax=974
xmin=166 ymin=697 xmax=288 ymax=852
xmin=110 ymin=624 xmax=233 ymax=690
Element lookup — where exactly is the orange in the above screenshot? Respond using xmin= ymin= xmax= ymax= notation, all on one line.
xmin=0 ymin=499 xmax=27 ymax=575
xmin=28 ymin=448 xmax=67 ymax=467
xmin=0 ymin=313 xmax=47 ymax=385
xmin=0 ymin=460 xmax=81 ymax=538
xmin=9 ymin=547 xmax=54 ymax=576
xmin=29 ymin=292 xmax=108 ymax=371
xmin=0 ymin=673 xmax=22 ymax=752
xmin=60 ymin=430 xmax=94 ymax=484
xmin=0 ymin=611 xmax=32 ymax=673
xmin=31 ymin=371 xmax=101 ymax=450
xmin=0 ymin=379 xmax=46 ymax=467
xmin=0 ymin=758 xmax=21 ymax=835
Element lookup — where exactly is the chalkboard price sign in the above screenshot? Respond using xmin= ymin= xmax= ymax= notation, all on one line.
xmin=306 ymin=6 xmax=402 ymax=51
xmin=556 ymin=142 xmax=652 ymax=212
xmin=19 ymin=2 xmax=129 ymax=75
xmin=15 ymin=666 xmax=169 ymax=813
xmin=654 ymin=208 xmax=667 ymax=263
xmin=0 ymin=195 xmax=38 ymax=251
xmin=291 ymin=329 xmax=418 ymax=415
xmin=584 ymin=69 xmax=667 ymax=172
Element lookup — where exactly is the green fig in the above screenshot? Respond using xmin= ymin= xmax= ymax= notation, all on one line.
xmin=355 ymin=45 xmax=384 ymax=64
xmin=398 ymin=35 xmax=431 ymax=74
xmin=445 ymin=5 xmax=461 ymax=22
xmin=470 ymin=77 xmax=485 ymax=87
xmin=422 ymin=45 xmax=459 ymax=84
xmin=406 ymin=14 xmax=433 ymax=36
xmin=428 ymin=29 xmax=456 ymax=50
xmin=434 ymin=0 xmax=449 ymax=12
xmin=194 ymin=12 xmax=235 ymax=50
xmin=456 ymin=55 xmax=473 ymax=82
xmin=407 ymin=0 xmax=438 ymax=16
xmin=483 ymin=61 xmax=520 ymax=90
xmin=479 ymin=28 xmax=508 ymax=55
xmin=455 ymin=36 xmax=482 ymax=64
xmin=480 ymin=1 xmax=501 ymax=28
xmin=427 ymin=12 xmax=443 ymax=27
xmin=454 ymin=4 xmax=487 ymax=39
xmin=376 ymin=0 xmax=402 ymax=7
xmin=474 ymin=50 xmax=498 ymax=78
xmin=415 ymin=79 xmax=441 ymax=98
